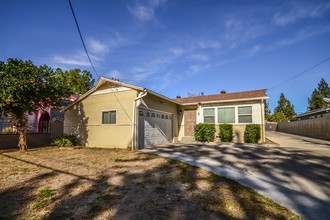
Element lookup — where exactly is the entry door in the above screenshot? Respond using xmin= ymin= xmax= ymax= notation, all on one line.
xmin=184 ymin=109 xmax=196 ymax=136
xmin=138 ymin=109 xmax=173 ymax=148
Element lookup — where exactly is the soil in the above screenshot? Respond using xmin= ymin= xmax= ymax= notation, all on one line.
xmin=0 ymin=147 xmax=301 ymax=219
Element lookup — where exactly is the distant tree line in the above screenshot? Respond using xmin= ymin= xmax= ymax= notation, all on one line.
xmin=265 ymin=78 xmax=329 ymax=122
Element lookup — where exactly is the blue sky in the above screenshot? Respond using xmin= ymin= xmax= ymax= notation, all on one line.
xmin=1 ymin=0 xmax=330 ymax=114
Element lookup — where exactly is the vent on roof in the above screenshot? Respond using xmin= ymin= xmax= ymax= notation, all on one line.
xmin=220 ymin=90 xmax=226 ymax=94
xmin=176 ymin=95 xmax=181 ymax=98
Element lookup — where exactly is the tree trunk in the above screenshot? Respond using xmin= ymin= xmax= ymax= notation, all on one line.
xmin=17 ymin=119 xmax=28 ymax=152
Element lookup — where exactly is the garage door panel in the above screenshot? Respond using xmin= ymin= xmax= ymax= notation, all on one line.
xmin=138 ymin=109 xmax=173 ymax=148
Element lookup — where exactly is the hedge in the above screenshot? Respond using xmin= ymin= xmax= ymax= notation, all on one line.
xmin=244 ymin=124 xmax=261 ymax=143
xmin=219 ymin=124 xmax=233 ymax=142
xmin=194 ymin=123 xmax=216 ymax=142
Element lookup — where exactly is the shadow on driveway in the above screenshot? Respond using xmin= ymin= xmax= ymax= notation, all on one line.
xmin=141 ymin=143 xmax=330 ymax=220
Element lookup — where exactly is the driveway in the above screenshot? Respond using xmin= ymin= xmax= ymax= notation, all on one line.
xmin=141 ymin=134 xmax=330 ymax=220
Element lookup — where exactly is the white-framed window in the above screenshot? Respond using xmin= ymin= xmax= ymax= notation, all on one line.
xmin=102 ymin=110 xmax=116 ymax=124
xmin=203 ymin=108 xmax=215 ymax=123
xmin=218 ymin=107 xmax=235 ymax=123
xmin=201 ymin=105 xmax=253 ymax=124
xmin=238 ymin=106 xmax=252 ymax=123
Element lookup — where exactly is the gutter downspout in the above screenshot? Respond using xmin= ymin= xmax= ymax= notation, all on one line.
xmin=261 ymin=99 xmax=266 ymax=142
xmin=131 ymin=90 xmax=148 ymax=150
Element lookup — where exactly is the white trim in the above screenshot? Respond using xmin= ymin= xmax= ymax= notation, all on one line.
xmin=92 ymin=87 xmax=132 ymax=96
xmin=180 ymin=96 xmax=269 ymax=106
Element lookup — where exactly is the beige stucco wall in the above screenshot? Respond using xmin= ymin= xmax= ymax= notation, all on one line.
xmin=64 ymin=85 xmax=138 ymax=148
xmin=141 ymin=93 xmax=180 ymax=142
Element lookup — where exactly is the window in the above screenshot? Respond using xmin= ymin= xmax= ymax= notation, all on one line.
xmin=102 ymin=110 xmax=116 ymax=124
xmin=238 ymin=106 xmax=252 ymax=123
xmin=218 ymin=107 xmax=235 ymax=123
xmin=203 ymin=108 xmax=215 ymax=123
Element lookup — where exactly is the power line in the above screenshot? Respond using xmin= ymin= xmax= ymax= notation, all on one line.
xmin=268 ymin=58 xmax=330 ymax=91
xmin=68 ymin=0 xmax=99 ymax=77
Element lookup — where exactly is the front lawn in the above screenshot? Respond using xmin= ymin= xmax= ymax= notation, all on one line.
xmin=0 ymin=147 xmax=301 ymax=219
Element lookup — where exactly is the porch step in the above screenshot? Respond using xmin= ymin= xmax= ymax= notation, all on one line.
xmin=180 ymin=136 xmax=195 ymax=143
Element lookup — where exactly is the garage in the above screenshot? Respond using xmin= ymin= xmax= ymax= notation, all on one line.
xmin=138 ymin=108 xmax=173 ymax=148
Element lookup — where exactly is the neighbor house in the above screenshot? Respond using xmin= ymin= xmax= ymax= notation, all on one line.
xmin=291 ymin=107 xmax=330 ymax=121
xmin=63 ymin=77 xmax=268 ymax=149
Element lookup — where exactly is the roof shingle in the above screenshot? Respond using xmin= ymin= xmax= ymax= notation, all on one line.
xmin=174 ymin=89 xmax=268 ymax=104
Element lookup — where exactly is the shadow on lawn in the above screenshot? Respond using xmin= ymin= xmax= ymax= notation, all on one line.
xmin=0 ymin=149 xmax=299 ymax=219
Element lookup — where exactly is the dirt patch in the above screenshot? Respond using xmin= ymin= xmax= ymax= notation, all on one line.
xmin=0 ymin=147 xmax=301 ymax=219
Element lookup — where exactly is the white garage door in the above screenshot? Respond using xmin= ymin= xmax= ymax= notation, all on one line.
xmin=138 ymin=108 xmax=173 ymax=148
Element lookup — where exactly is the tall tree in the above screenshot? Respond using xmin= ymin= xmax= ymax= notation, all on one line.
xmin=308 ymin=78 xmax=330 ymax=110
xmin=274 ymin=93 xmax=296 ymax=120
xmin=0 ymin=58 xmax=70 ymax=151
xmin=55 ymin=68 xmax=95 ymax=95
xmin=264 ymin=100 xmax=271 ymax=121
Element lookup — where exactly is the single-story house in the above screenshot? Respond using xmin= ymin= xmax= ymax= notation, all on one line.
xmin=291 ymin=107 xmax=330 ymax=121
xmin=63 ymin=77 xmax=268 ymax=149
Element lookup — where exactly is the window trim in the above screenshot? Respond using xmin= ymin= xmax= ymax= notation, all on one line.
xmin=101 ymin=109 xmax=117 ymax=125
xmin=203 ymin=107 xmax=215 ymax=124
xmin=201 ymin=105 xmax=253 ymax=124
xmin=237 ymin=106 xmax=252 ymax=124
xmin=217 ymin=107 xmax=235 ymax=124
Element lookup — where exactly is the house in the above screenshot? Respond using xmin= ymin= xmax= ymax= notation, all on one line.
xmin=63 ymin=77 xmax=268 ymax=149
xmin=291 ymin=107 xmax=330 ymax=121
xmin=0 ymin=95 xmax=77 ymax=134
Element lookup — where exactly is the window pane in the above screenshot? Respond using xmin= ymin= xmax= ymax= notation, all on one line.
xmin=218 ymin=107 xmax=235 ymax=123
xmin=204 ymin=116 xmax=215 ymax=124
xmin=110 ymin=111 xmax=116 ymax=124
xmin=204 ymin=108 xmax=215 ymax=116
xmin=238 ymin=106 xmax=252 ymax=115
xmin=203 ymin=108 xmax=215 ymax=123
xmin=102 ymin=111 xmax=116 ymax=124
xmin=238 ymin=115 xmax=252 ymax=123
xmin=102 ymin=112 xmax=109 ymax=124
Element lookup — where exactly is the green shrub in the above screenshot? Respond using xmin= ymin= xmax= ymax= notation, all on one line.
xmin=1 ymin=127 xmax=13 ymax=134
xmin=244 ymin=124 xmax=261 ymax=143
xmin=219 ymin=124 xmax=233 ymax=142
xmin=194 ymin=123 xmax=216 ymax=142
xmin=52 ymin=134 xmax=77 ymax=147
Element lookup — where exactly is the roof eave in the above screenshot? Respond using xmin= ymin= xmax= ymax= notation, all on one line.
xmin=62 ymin=77 xmax=145 ymax=112
xmin=178 ymin=96 xmax=269 ymax=106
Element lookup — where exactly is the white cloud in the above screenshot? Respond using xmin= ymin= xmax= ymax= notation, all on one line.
xmin=170 ymin=48 xmax=185 ymax=56
xmin=196 ymin=41 xmax=221 ymax=50
xmin=187 ymin=64 xmax=210 ymax=76
xmin=87 ymin=38 xmax=109 ymax=54
xmin=274 ymin=1 xmax=330 ymax=26
xmin=273 ymin=26 xmax=330 ymax=48
xmin=188 ymin=54 xmax=208 ymax=61
xmin=127 ymin=0 xmax=167 ymax=21
xmin=107 ymin=70 xmax=121 ymax=79
xmin=51 ymin=54 xmax=90 ymax=67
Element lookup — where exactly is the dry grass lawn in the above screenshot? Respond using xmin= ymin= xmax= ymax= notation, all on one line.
xmin=0 ymin=147 xmax=302 ymax=219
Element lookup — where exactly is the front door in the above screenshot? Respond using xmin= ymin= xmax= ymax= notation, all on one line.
xmin=184 ymin=109 xmax=196 ymax=136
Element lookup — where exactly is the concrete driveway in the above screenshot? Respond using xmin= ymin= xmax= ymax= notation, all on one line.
xmin=141 ymin=134 xmax=330 ymax=220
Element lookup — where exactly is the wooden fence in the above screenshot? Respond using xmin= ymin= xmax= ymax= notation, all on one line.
xmin=277 ymin=116 xmax=330 ymax=140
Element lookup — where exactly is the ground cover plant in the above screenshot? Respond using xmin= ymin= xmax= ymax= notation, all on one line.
xmin=0 ymin=147 xmax=301 ymax=219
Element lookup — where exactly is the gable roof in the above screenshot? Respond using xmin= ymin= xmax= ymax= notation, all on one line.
xmin=62 ymin=77 xmax=180 ymax=111
xmin=175 ymin=89 xmax=268 ymax=105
